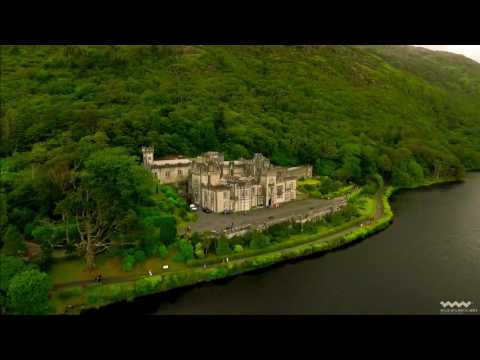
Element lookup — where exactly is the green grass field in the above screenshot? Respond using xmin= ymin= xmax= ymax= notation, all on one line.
xmin=48 ymin=248 xmax=189 ymax=285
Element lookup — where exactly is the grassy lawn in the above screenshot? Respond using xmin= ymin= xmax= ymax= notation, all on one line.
xmin=48 ymin=249 xmax=189 ymax=285
xmin=356 ymin=196 xmax=376 ymax=217
xmin=297 ymin=178 xmax=321 ymax=186
xmin=297 ymin=177 xmax=356 ymax=199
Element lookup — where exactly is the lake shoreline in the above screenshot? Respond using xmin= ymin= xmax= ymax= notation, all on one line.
xmin=61 ymin=176 xmax=462 ymax=315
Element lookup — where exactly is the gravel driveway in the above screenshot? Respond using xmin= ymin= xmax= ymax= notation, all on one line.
xmin=187 ymin=197 xmax=346 ymax=233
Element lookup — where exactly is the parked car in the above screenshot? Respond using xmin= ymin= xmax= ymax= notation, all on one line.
xmin=162 ymin=265 xmax=169 ymax=270
xmin=189 ymin=204 xmax=198 ymax=211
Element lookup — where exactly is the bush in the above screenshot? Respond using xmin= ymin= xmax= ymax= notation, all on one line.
xmin=233 ymin=244 xmax=243 ymax=253
xmin=208 ymin=267 xmax=228 ymax=280
xmin=361 ymin=181 xmax=378 ymax=196
xmin=194 ymin=242 xmax=205 ymax=258
xmin=190 ymin=232 xmax=203 ymax=246
xmin=7 ymin=269 xmax=52 ymax=315
xmin=249 ymin=232 xmax=271 ymax=249
xmin=135 ymin=278 xmax=156 ymax=296
xmin=0 ymin=255 xmax=28 ymax=292
xmin=134 ymin=249 xmax=146 ymax=263
xmin=157 ymin=244 xmax=168 ymax=259
xmin=1 ymin=225 xmax=26 ymax=256
xmin=122 ymin=254 xmax=136 ymax=272
xmin=215 ymin=238 xmax=231 ymax=256
xmin=173 ymin=239 xmax=194 ymax=262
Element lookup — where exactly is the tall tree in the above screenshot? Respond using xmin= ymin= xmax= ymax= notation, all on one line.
xmin=57 ymin=147 xmax=152 ymax=270
xmin=158 ymin=216 xmax=177 ymax=245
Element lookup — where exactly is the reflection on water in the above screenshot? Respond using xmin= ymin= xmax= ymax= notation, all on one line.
xmin=91 ymin=174 xmax=480 ymax=315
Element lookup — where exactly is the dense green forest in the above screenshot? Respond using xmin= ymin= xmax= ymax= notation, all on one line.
xmin=1 ymin=45 xmax=480 ymax=275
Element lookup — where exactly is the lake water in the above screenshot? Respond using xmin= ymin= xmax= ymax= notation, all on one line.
xmin=92 ymin=173 xmax=480 ymax=315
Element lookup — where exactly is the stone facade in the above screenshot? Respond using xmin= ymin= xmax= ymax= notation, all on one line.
xmin=142 ymin=147 xmax=313 ymax=213
xmin=142 ymin=147 xmax=192 ymax=185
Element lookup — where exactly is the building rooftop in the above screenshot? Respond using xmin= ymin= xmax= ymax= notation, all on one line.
xmin=153 ymin=158 xmax=192 ymax=166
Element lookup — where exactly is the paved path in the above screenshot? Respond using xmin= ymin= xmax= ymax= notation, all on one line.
xmin=187 ymin=197 xmax=346 ymax=233
xmin=54 ymin=191 xmax=383 ymax=291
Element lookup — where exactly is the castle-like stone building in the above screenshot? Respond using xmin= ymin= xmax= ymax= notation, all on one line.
xmin=142 ymin=147 xmax=192 ymax=185
xmin=142 ymin=147 xmax=312 ymax=213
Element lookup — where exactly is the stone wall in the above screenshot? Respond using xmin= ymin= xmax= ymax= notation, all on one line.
xmin=223 ymin=198 xmax=348 ymax=239
xmin=287 ymin=165 xmax=313 ymax=179
xmin=150 ymin=163 xmax=191 ymax=184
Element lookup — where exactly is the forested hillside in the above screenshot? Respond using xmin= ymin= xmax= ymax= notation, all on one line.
xmin=1 ymin=45 xmax=480 ymax=266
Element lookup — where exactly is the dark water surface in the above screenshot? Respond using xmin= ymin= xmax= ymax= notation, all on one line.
xmin=94 ymin=174 xmax=480 ymax=314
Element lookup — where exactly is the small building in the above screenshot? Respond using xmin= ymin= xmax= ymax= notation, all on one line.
xmin=142 ymin=147 xmax=192 ymax=185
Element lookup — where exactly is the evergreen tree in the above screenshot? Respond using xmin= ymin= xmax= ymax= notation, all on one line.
xmin=158 ymin=216 xmax=177 ymax=245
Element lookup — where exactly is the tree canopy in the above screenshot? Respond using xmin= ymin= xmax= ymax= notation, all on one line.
xmin=7 ymin=269 xmax=52 ymax=315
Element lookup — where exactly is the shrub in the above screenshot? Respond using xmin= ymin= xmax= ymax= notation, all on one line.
xmin=208 ymin=267 xmax=228 ymax=280
xmin=135 ymin=278 xmax=156 ymax=296
xmin=233 ymin=244 xmax=244 ymax=253
xmin=134 ymin=249 xmax=146 ymax=263
xmin=1 ymin=225 xmax=26 ymax=256
xmin=249 ymin=232 xmax=271 ymax=249
xmin=7 ymin=269 xmax=52 ymax=315
xmin=0 ymin=255 xmax=28 ymax=292
xmin=215 ymin=238 xmax=231 ymax=256
xmin=190 ymin=232 xmax=203 ymax=246
xmin=122 ymin=254 xmax=136 ymax=272
xmin=173 ymin=239 xmax=194 ymax=262
xmin=361 ymin=181 xmax=378 ymax=196
xmin=157 ymin=244 xmax=168 ymax=259
xmin=194 ymin=242 xmax=205 ymax=258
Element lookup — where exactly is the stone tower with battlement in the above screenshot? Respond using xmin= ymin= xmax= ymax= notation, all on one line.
xmin=142 ymin=146 xmax=155 ymax=168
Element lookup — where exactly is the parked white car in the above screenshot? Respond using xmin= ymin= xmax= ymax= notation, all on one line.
xmin=162 ymin=265 xmax=169 ymax=270
xmin=189 ymin=204 xmax=198 ymax=211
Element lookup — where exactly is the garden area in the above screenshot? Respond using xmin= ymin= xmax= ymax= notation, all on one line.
xmin=297 ymin=176 xmax=356 ymax=199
